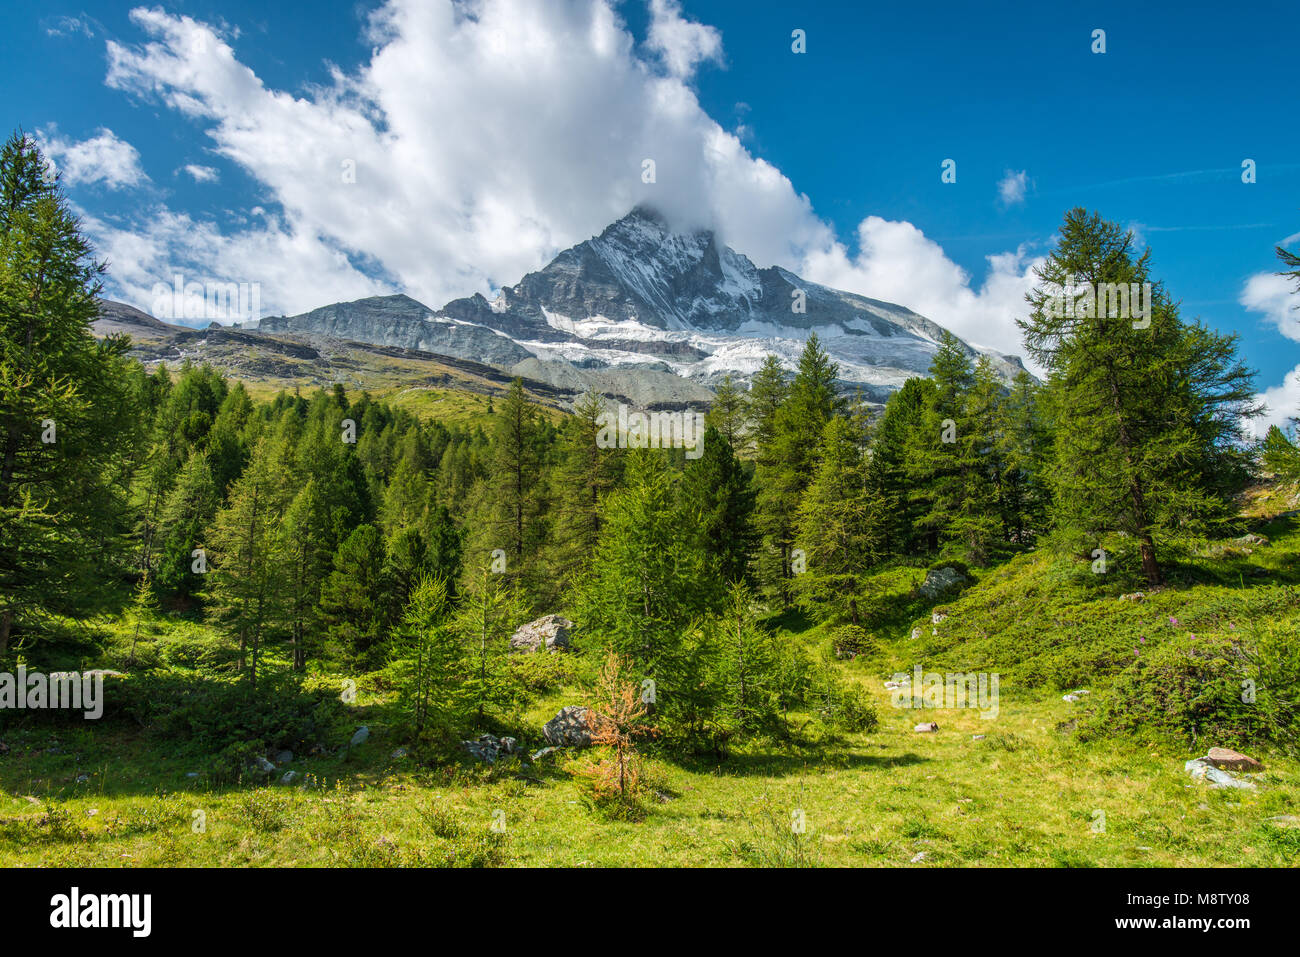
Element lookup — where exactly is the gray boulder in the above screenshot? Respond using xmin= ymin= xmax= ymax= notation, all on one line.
xmin=543 ymin=706 xmax=594 ymax=747
xmin=461 ymin=734 xmax=519 ymax=764
xmin=509 ymin=614 xmax=573 ymax=654
xmin=919 ymin=567 xmax=967 ymax=600
xmin=1185 ymin=758 xmax=1257 ymax=790
xmin=350 ymin=726 xmax=370 ymax=747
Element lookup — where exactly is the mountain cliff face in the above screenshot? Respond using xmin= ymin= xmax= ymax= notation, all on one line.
xmin=255 ymin=206 xmax=1027 ymax=402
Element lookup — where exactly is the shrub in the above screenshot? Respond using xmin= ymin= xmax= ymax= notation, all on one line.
xmin=829 ymin=624 xmax=875 ymax=659
xmin=1079 ymin=624 xmax=1300 ymax=754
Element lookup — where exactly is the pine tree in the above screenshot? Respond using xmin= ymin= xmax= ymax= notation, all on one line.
xmin=747 ymin=355 xmax=789 ymax=457
xmin=1019 ymin=208 xmax=1260 ymax=585
xmin=574 ymin=452 xmax=723 ymax=684
xmin=866 ymin=376 xmax=934 ymax=555
xmin=281 ymin=478 xmax=332 ymax=671
xmin=1261 ymin=424 xmax=1300 ymax=482
xmin=549 ymin=391 xmax=623 ymax=592
xmin=998 ymin=370 xmax=1052 ymax=544
xmin=154 ymin=449 xmax=219 ymax=601
xmin=0 ymin=131 xmax=139 ymax=653
xmin=679 ymin=425 xmax=757 ymax=583
xmin=904 ymin=333 xmax=1001 ymax=564
xmin=318 ymin=523 xmax=389 ymax=668
xmin=389 ymin=575 xmax=467 ymax=735
xmin=485 ymin=379 xmax=545 ymax=590
xmin=454 ymin=566 xmax=524 ymax=729
xmin=794 ymin=416 xmax=885 ymax=624
xmin=714 ymin=582 xmax=784 ymax=734
xmin=206 ymin=434 xmax=291 ymax=687
xmin=754 ymin=335 xmax=842 ymax=606
xmin=705 ymin=373 xmax=749 ymax=452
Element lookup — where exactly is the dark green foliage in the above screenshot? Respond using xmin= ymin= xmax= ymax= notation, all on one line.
xmin=1020 ymin=208 xmax=1260 ymax=586
xmin=0 ymin=131 xmax=141 ymax=654
xmin=679 ymin=425 xmax=757 ymax=584
xmin=1080 ymin=623 xmax=1300 ymax=755
xmin=1261 ymin=424 xmax=1300 ymax=483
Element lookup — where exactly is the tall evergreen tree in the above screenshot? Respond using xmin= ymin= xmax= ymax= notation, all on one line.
xmin=754 ymin=335 xmax=842 ymax=606
xmin=574 ymin=452 xmax=723 ymax=682
xmin=549 ymin=391 xmax=623 ymax=591
xmin=747 ymin=354 xmax=789 ymax=457
xmin=154 ymin=449 xmax=219 ymax=601
xmin=206 ymin=434 xmax=291 ymax=686
xmin=318 ymin=523 xmax=390 ymax=668
xmin=390 ymin=575 xmax=468 ymax=735
xmin=679 ymin=426 xmax=757 ymax=583
xmin=485 ymin=378 xmax=546 ymax=590
xmin=0 ymin=131 xmax=139 ymax=653
xmin=794 ymin=416 xmax=886 ymax=624
xmin=866 ymin=376 xmax=934 ymax=555
xmin=1019 ymin=208 xmax=1260 ymax=585
xmin=705 ymin=373 xmax=749 ymax=452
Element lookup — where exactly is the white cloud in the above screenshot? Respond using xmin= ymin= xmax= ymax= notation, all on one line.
xmin=1252 ymin=364 xmax=1300 ymax=436
xmin=998 ymin=169 xmax=1029 ymax=207
xmin=39 ymin=127 xmax=147 ymax=189
xmin=646 ymin=0 xmax=723 ymax=79
xmin=1241 ymin=264 xmax=1300 ymax=436
xmin=182 ymin=164 xmax=219 ymax=183
xmin=82 ymin=205 xmax=387 ymax=320
xmin=46 ymin=16 xmax=93 ymax=38
xmin=801 ymin=216 xmax=1044 ymax=366
xmin=1241 ymin=268 xmax=1299 ymax=343
xmin=90 ymin=0 xmax=1041 ymax=357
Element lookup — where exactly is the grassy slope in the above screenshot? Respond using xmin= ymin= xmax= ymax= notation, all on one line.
xmin=3 ymin=502 xmax=1298 ymax=867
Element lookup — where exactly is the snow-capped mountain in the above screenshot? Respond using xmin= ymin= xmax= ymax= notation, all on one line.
xmin=256 ymin=206 xmax=1027 ymax=404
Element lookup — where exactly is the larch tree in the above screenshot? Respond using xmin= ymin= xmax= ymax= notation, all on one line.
xmin=1019 ymin=208 xmax=1259 ymax=586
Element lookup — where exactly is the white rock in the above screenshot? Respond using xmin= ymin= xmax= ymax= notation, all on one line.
xmin=1185 ymin=758 xmax=1257 ymax=790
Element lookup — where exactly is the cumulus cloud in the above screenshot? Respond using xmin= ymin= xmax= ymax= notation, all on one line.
xmin=1255 ymin=365 xmax=1300 ymax=435
xmin=1241 ymin=261 xmax=1300 ymax=434
xmin=998 ymin=169 xmax=1029 ymax=207
xmin=82 ymin=205 xmax=388 ymax=319
xmin=39 ymin=127 xmax=147 ymax=189
xmin=646 ymin=0 xmax=723 ymax=79
xmin=87 ymin=0 xmax=1040 ymax=353
xmin=802 ymin=216 xmax=1044 ymax=364
xmin=182 ymin=164 xmax=219 ymax=183
xmin=1241 ymin=270 xmax=1299 ymax=342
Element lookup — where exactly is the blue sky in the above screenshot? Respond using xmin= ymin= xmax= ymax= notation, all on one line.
xmin=4 ymin=0 xmax=1298 ymax=426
